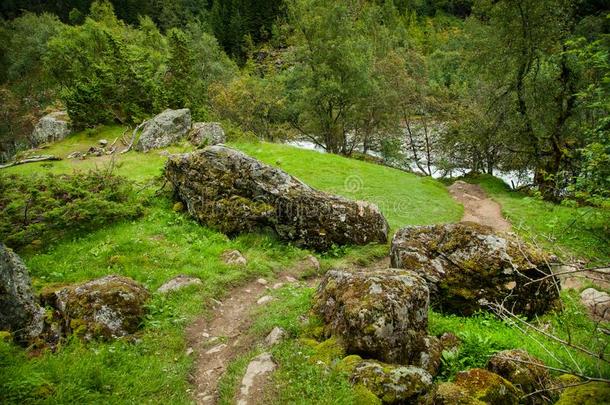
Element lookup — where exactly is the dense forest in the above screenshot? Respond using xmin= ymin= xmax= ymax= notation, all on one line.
xmin=1 ymin=0 xmax=608 ymax=202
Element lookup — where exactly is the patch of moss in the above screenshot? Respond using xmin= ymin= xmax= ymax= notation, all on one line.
xmin=334 ymin=354 xmax=363 ymax=374
xmin=555 ymin=382 xmax=610 ymax=405
xmin=353 ymin=384 xmax=382 ymax=405
xmin=309 ymin=337 xmax=346 ymax=365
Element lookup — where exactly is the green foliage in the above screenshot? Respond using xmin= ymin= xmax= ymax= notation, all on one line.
xmin=0 ymin=169 xmax=143 ymax=249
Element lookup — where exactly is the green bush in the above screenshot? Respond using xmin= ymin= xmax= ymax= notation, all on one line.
xmin=0 ymin=170 xmax=144 ymax=249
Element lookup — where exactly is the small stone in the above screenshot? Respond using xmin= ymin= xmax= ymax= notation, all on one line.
xmin=236 ymin=353 xmax=276 ymax=405
xmin=285 ymin=276 xmax=297 ymax=283
xmin=256 ymin=278 xmax=268 ymax=286
xmin=272 ymin=282 xmax=284 ymax=290
xmin=580 ymin=288 xmax=610 ymax=322
xmin=186 ymin=347 xmax=194 ymax=356
xmin=264 ymin=327 xmax=286 ymax=347
xmin=99 ymin=139 xmax=108 ymax=147
xmin=257 ymin=296 xmax=273 ymax=305
xmin=305 ymin=255 xmax=320 ymax=271
xmin=157 ymin=275 xmax=202 ymax=293
xmin=222 ymin=250 xmax=247 ymax=266
xmin=205 ymin=343 xmax=227 ymax=354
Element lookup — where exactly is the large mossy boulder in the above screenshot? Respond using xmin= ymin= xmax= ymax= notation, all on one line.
xmin=555 ymin=381 xmax=610 ymax=405
xmin=350 ymin=360 xmax=433 ymax=404
xmin=136 ymin=108 xmax=191 ymax=152
xmin=0 ymin=243 xmax=44 ymax=343
xmin=390 ymin=222 xmax=560 ymax=316
xmin=422 ymin=382 xmax=485 ymax=405
xmin=30 ymin=111 xmax=71 ymax=146
xmin=164 ymin=145 xmax=389 ymax=251
xmin=313 ymin=268 xmax=428 ymax=363
xmin=487 ymin=349 xmax=553 ymax=404
xmin=42 ymin=275 xmax=149 ymax=341
xmin=453 ymin=368 xmax=521 ymax=405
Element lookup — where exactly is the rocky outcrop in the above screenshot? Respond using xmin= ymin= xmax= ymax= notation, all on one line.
xmin=165 ymin=146 xmax=388 ymax=251
xmin=487 ymin=349 xmax=553 ymax=404
xmin=313 ymin=268 xmax=429 ymax=364
xmin=136 ymin=108 xmax=191 ymax=152
xmin=189 ymin=122 xmax=225 ymax=147
xmin=580 ymin=288 xmax=610 ymax=322
xmin=350 ymin=360 xmax=433 ymax=404
xmin=42 ymin=275 xmax=149 ymax=341
xmin=0 ymin=244 xmax=45 ymax=343
xmin=30 ymin=111 xmax=71 ymax=146
xmin=390 ymin=222 xmax=560 ymax=317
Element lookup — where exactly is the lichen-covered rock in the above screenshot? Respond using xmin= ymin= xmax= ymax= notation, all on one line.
xmin=580 ymin=288 xmax=610 ymax=322
xmin=30 ymin=111 xmax=71 ymax=146
xmin=222 ymin=250 xmax=247 ymax=266
xmin=189 ymin=122 xmax=225 ymax=147
xmin=0 ymin=243 xmax=44 ymax=343
xmin=350 ymin=360 xmax=433 ymax=404
xmin=414 ymin=336 xmax=443 ymax=376
xmin=453 ymin=368 xmax=521 ymax=405
xmin=136 ymin=108 xmax=191 ymax=152
xmin=313 ymin=268 xmax=428 ymax=364
xmin=555 ymin=381 xmax=610 ymax=405
xmin=422 ymin=382 xmax=485 ymax=405
xmin=41 ymin=275 xmax=149 ymax=340
xmin=157 ymin=275 xmax=202 ymax=293
xmin=165 ymin=146 xmax=388 ymax=251
xmin=390 ymin=222 xmax=560 ymax=317
xmin=487 ymin=349 xmax=553 ymax=404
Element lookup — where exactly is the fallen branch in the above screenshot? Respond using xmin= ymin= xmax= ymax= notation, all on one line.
xmin=0 ymin=155 xmax=61 ymax=169
xmin=121 ymin=120 xmax=148 ymax=154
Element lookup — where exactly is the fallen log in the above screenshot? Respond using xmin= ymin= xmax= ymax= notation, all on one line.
xmin=0 ymin=155 xmax=62 ymax=169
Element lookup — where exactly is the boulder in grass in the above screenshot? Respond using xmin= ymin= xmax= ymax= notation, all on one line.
xmin=390 ymin=222 xmax=560 ymax=317
xmin=136 ymin=108 xmax=191 ymax=152
xmin=350 ymin=360 xmax=433 ymax=404
xmin=165 ymin=146 xmax=389 ymax=251
xmin=0 ymin=243 xmax=45 ymax=343
xmin=30 ymin=111 xmax=71 ymax=146
xmin=313 ymin=268 xmax=429 ymax=364
xmin=42 ymin=275 xmax=150 ymax=341
xmin=487 ymin=349 xmax=553 ymax=404
xmin=189 ymin=122 xmax=225 ymax=147
xmin=453 ymin=368 xmax=521 ymax=405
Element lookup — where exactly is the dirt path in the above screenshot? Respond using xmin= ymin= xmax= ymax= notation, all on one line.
xmin=186 ymin=269 xmax=319 ymax=405
xmin=448 ymin=180 xmax=511 ymax=232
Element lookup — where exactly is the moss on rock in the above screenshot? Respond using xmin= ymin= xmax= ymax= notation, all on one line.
xmin=41 ymin=275 xmax=150 ymax=341
xmin=555 ymin=382 xmax=610 ymax=405
xmin=390 ymin=222 xmax=560 ymax=317
xmin=453 ymin=368 xmax=521 ymax=405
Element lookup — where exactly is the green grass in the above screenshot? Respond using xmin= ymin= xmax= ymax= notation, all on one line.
xmin=232 ymin=142 xmax=463 ymax=229
xmin=3 ymin=125 xmax=189 ymax=182
xmin=466 ymin=174 xmax=610 ymax=265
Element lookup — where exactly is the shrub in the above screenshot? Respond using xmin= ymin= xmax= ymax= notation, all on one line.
xmin=0 ymin=170 xmax=144 ymax=249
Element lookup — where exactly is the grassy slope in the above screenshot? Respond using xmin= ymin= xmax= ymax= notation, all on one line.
xmin=234 ymin=142 xmax=462 ymax=229
xmin=468 ymin=175 xmax=610 ymax=265
xmin=1 ymin=129 xmax=462 ymax=404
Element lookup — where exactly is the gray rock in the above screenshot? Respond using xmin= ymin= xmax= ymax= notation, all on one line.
xmin=264 ymin=326 xmax=286 ymax=346
xmin=41 ymin=275 xmax=150 ymax=341
xmin=136 ymin=108 xmax=192 ymax=152
xmin=157 ymin=275 xmax=202 ymax=294
xmin=0 ymin=243 xmax=45 ymax=343
xmin=189 ymin=122 xmax=226 ymax=147
xmin=314 ymin=268 xmax=429 ymax=364
xmin=98 ymin=139 xmax=108 ymax=147
xmin=165 ymin=146 xmax=389 ymax=251
xmin=222 ymin=250 xmax=247 ymax=266
xmin=390 ymin=222 xmax=560 ymax=317
xmin=237 ymin=352 xmax=276 ymax=405
xmin=580 ymin=288 xmax=610 ymax=322
xmin=350 ymin=360 xmax=433 ymax=404
xmin=30 ymin=111 xmax=71 ymax=146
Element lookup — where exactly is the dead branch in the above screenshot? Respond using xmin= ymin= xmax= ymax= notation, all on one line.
xmin=0 ymin=155 xmax=61 ymax=169
xmin=121 ymin=120 xmax=148 ymax=154
xmin=494 ymin=356 xmax=610 ymax=384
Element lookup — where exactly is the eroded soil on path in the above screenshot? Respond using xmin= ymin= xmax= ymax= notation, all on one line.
xmin=449 ymin=180 xmax=511 ymax=232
